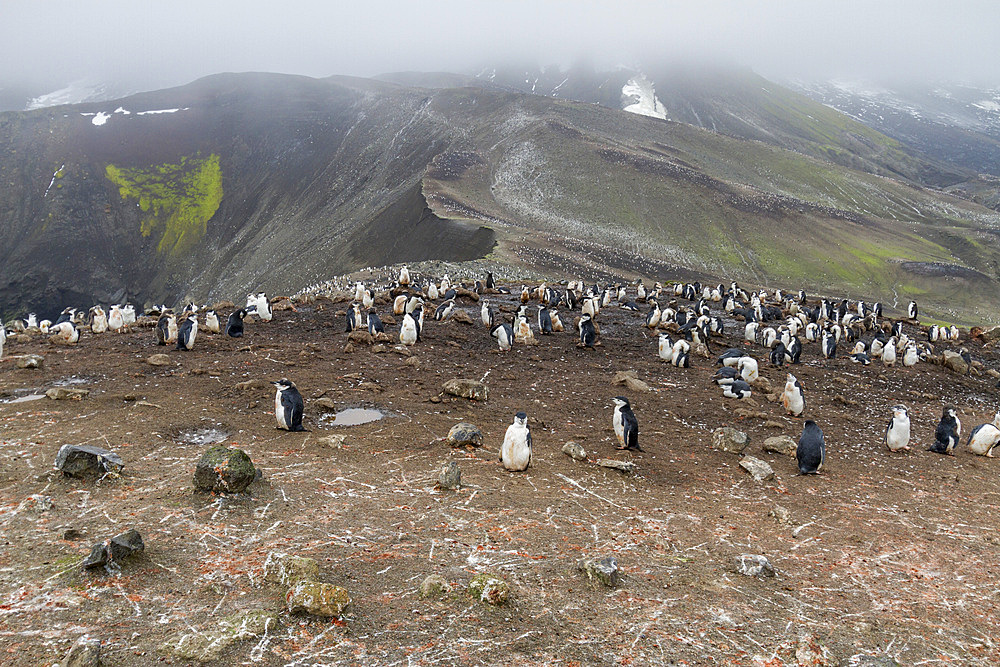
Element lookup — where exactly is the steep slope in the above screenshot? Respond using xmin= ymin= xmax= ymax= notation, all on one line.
xmin=1 ymin=72 xmax=999 ymax=323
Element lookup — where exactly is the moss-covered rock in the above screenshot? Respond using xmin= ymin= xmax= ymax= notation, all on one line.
xmin=286 ymin=581 xmax=350 ymax=617
xmin=419 ymin=574 xmax=451 ymax=599
xmin=193 ymin=446 xmax=255 ymax=494
xmin=467 ymin=572 xmax=509 ymax=605
xmin=263 ymin=552 xmax=319 ymax=587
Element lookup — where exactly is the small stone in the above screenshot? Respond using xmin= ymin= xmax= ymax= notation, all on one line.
xmin=16 ymin=494 xmax=53 ymax=515
xmin=343 ymin=342 xmax=355 ymax=354
xmin=764 ymin=420 xmax=785 ymax=429
xmin=55 ymin=445 xmax=124 ymax=478
xmin=313 ymin=397 xmax=337 ymax=410
xmin=123 ymin=393 xmax=137 ymax=402
xmin=63 ymin=528 xmax=84 ymax=540
xmin=317 ymin=434 xmax=349 ymax=448
xmin=834 ymin=394 xmax=859 ymax=407
xmin=578 ymin=556 xmax=620 ymax=587
xmin=263 ymin=552 xmax=319 ymax=586
xmin=82 ymin=528 xmax=144 ymax=570
xmin=447 ymin=423 xmax=483 ymax=447
xmin=392 ymin=345 xmax=412 ymax=357
xmin=286 ymin=581 xmax=350 ymax=617
xmin=372 ymin=343 xmax=388 ymax=354
xmin=769 ymin=504 xmax=791 ymax=524
xmin=711 ymin=427 xmax=749 ymax=454
xmin=751 ymin=376 xmax=772 ymax=393
xmin=438 ymin=461 xmax=461 ymax=489
xmin=762 ymin=436 xmax=797 ymax=457
xmin=419 ymin=574 xmax=451 ymax=598
xmin=442 ymin=378 xmax=488 ymax=401
xmin=467 ymin=572 xmax=509 ymax=605
xmin=429 ymin=395 xmax=442 ymax=404
xmin=348 ymin=330 xmax=373 ymax=345
xmin=193 ymin=446 xmax=256 ymax=494
xmin=597 ymin=459 xmax=636 ymax=474
xmin=59 ymin=635 xmax=101 ymax=667
xmin=234 ymin=379 xmax=268 ymax=391
xmin=735 ymin=408 xmax=767 ymax=419
xmin=739 ymin=456 xmax=775 ymax=481
xmin=46 ymin=387 xmax=89 ymax=401
xmin=146 ymin=354 xmax=171 ymax=366
xmin=562 ymin=441 xmax=587 ymax=461
xmin=14 ymin=354 xmax=44 ymax=369
xmin=734 ymin=554 xmax=775 ymax=578
xmin=404 ymin=357 xmax=420 ymax=367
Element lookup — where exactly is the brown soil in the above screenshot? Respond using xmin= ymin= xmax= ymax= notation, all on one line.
xmin=1 ymin=287 xmax=999 ymax=666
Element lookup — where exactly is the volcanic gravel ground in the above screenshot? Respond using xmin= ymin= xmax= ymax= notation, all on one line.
xmin=0 ymin=285 xmax=999 ymax=666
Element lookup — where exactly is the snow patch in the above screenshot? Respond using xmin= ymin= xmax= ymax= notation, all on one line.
xmin=114 ymin=106 xmax=130 ymax=115
xmin=44 ymin=164 xmax=65 ymax=198
xmin=621 ymin=75 xmax=667 ymax=120
xmin=136 ymin=108 xmax=187 ymax=115
xmin=973 ymin=100 xmax=1000 ymax=112
xmin=91 ymin=112 xmax=110 ymax=126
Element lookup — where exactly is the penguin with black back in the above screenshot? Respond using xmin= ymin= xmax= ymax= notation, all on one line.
xmin=928 ymin=406 xmax=961 ymax=456
xmin=367 ymin=308 xmax=384 ymax=335
xmin=272 ymin=378 xmax=306 ymax=431
xmin=578 ymin=313 xmax=599 ymax=349
xmin=226 ymin=309 xmax=247 ymax=337
xmin=612 ymin=397 xmax=641 ymax=451
xmin=175 ymin=314 xmax=198 ymax=351
xmin=796 ymin=420 xmax=825 ymax=474
xmin=538 ymin=306 xmax=554 ymax=334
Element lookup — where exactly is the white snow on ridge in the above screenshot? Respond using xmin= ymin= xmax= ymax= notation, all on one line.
xmin=136 ymin=108 xmax=187 ymax=115
xmin=91 ymin=112 xmax=110 ymax=126
xmin=621 ymin=74 xmax=667 ymax=120
xmin=973 ymin=100 xmax=1000 ymax=112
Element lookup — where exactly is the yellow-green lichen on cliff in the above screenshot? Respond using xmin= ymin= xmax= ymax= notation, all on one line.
xmin=105 ymin=154 xmax=223 ymax=255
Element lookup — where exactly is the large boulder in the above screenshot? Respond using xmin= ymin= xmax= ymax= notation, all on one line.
xmin=711 ymin=427 xmax=749 ymax=454
xmin=14 ymin=354 xmax=44 ymax=369
xmin=942 ymin=350 xmax=969 ymax=374
xmin=193 ymin=446 xmax=256 ymax=494
xmin=55 ymin=445 xmax=124 ymax=478
xmin=442 ymin=379 xmax=488 ymax=401
xmin=447 ymin=423 xmax=482 ymax=447
xmin=286 ymin=581 xmax=350 ymax=617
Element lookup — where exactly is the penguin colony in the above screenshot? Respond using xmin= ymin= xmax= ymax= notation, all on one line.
xmin=3 ymin=266 xmax=999 ymax=473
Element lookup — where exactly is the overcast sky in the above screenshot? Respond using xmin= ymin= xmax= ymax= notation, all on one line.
xmin=2 ymin=0 xmax=998 ymax=90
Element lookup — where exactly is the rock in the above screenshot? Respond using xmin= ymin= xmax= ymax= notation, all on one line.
xmin=263 ymin=552 xmax=319 ymax=586
xmin=597 ymin=459 xmax=636 ymax=474
xmin=769 ymin=504 xmax=791 ymax=524
xmin=55 ymin=445 xmax=124 ymax=478
xmin=404 ymin=357 xmax=420 ymax=367
xmin=14 ymin=354 xmax=44 ymax=369
xmin=163 ymin=610 xmax=279 ymax=663
xmin=612 ymin=370 xmax=650 ymax=393
xmin=562 ymin=441 xmax=587 ymax=461
xmin=286 ymin=581 xmax=350 ymax=617
xmin=454 ymin=287 xmax=479 ymax=302
xmin=146 ymin=354 xmax=171 ymax=366
xmin=451 ymin=310 xmax=474 ymax=325
xmin=59 ymin=635 xmax=101 ymax=667
xmin=442 ymin=378 xmax=488 ymax=401
xmin=795 ymin=633 xmax=837 ymax=666
xmin=711 ymin=427 xmax=749 ymax=454
xmin=63 ymin=528 xmax=84 ymax=540
xmin=734 ymin=408 xmax=767 ymax=419
xmin=762 ymin=436 xmax=797 ymax=457
xmin=348 ymin=330 xmax=373 ymax=345
xmin=372 ymin=343 xmax=388 ymax=354
xmin=234 ymin=378 xmax=268 ymax=391
xmin=193 ymin=446 xmax=256 ymax=494
xmin=578 ymin=556 xmax=620 ymax=587
xmin=734 ymin=554 xmax=775 ymax=578
xmin=467 ymin=572 xmax=509 ymax=605
xmin=834 ymin=394 xmax=859 ymax=407
xmin=82 ymin=528 xmax=144 ymax=570
xmin=751 ymin=376 xmax=772 ymax=393
xmin=739 ymin=456 xmax=775 ymax=481
xmin=764 ymin=420 xmax=785 ymax=429
xmin=447 ymin=422 xmax=483 ymax=447
xmin=16 ymin=494 xmax=53 ymax=515
xmin=317 ymin=434 xmax=349 ymax=448
xmin=46 ymin=387 xmax=89 ymax=401
xmin=438 ymin=462 xmax=461 ymax=489
xmin=343 ymin=342 xmax=355 ymax=354
xmin=313 ymin=397 xmax=337 ymax=410
xmin=419 ymin=574 xmax=451 ymax=599
xmin=392 ymin=345 xmax=412 ymax=357
xmin=987 ymin=368 xmax=1000 ymax=379
xmin=942 ymin=350 xmax=969 ymax=374
xmin=981 ymin=325 xmax=1000 ymax=344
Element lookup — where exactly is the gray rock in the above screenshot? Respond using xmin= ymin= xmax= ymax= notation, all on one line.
xmin=263 ymin=552 xmax=319 ymax=586
xmin=59 ymin=635 xmax=101 ymax=667
xmin=16 ymin=494 xmax=53 ymax=515
xmin=55 ymin=445 xmax=124 ymax=478
xmin=578 ymin=556 xmax=620 ymax=587
xmin=14 ymin=354 xmax=44 ymax=369
xmin=313 ymin=397 xmax=337 ymax=410
xmin=982 ymin=325 xmax=1000 ymax=343
xmin=612 ymin=371 xmax=651 ymax=393
xmin=447 ymin=422 xmax=483 ymax=447
xmin=597 ymin=459 xmax=636 ymax=474
xmin=163 ymin=610 xmax=279 ymax=663
xmin=762 ymin=435 xmax=797 ymax=457
xmin=193 ymin=446 xmax=256 ymax=494
xmin=562 ymin=441 xmax=587 ymax=461
xmin=735 ymin=554 xmax=775 ymax=578
xmin=317 ymin=434 xmax=349 ymax=448
xmin=467 ymin=572 xmax=509 ymax=604
xmin=46 ymin=387 xmax=89 ymax=400
xmin=711 ymin=427 xmax=749 ymax=454
xmin=82 ymin=528 xmax=144 ymax=570
xmin=769 ymin=504 xmax=792 ymax=524
xmin=442 ymin=378 xmax=488 ymax=401
xmin=146 ymin=353 xmax=171 ymax=366
xmin=419 ymin=574 xmax=451 ymax=598
xmin=942 ymin=350 xmax=969 ymax=374
xmin=438 ymin=461 xmax=461 ymax=489
xmin=286 ymin=581 xmax=350 ymax=617
xmin=739 ymin=455 xmax=775 ymax=482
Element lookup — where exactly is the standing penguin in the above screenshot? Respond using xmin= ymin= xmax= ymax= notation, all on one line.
xmin=367 ymin=308 xmax=384 ymax=335
xmin=155 ymin=312 xmax=177 ymax=345
xmin=578 ymin=313 xmax=599 ymax=349
xmin=907 ymin=301 xmax=918 ymax=320
xmin=204 ymin=310 xmax=220 ymax=334
xmin=821 ymin=331 xmax=837 ymax=359
xmin=175 ymin=314 xmax=198 ymax=351
xmin=434 ymin=299 xmax=455 ymax=322
xmin=881 ymin=338 xmax=897 ymax=366
xmin=393 ymin=295 xmax=408 ymax=316
xmin=537 ymin=306 xmax=554 ymax=334
xmin=781 ymin=373 xmax=805 ymax=417
xmin=490 ymin=320 xmax=514 ymax=352
xmin=796 ymin=420 xmax=825 ymax=474
xmin=928 ymin=406 xmax=961 ymax=455
xmin=967 ymin=413 xmax=1000 ymax=457
xmin=481 ymin=300 xmax=492 ymax=327
xmin=549 ymin=309 xmax=564 ymax=332
xmin=108 ymin=305 xmax=125 ymax=333
xmin=272 ymin=378 xmax=306 ymax=431
xmin=612 ymin=397 xmax=641 ymax=451
xmin=226 ymin=309 xmax=247 ymax=337
xmin=400 ymin=312 xmax=420 ymax=346
xmin=399 ymin=266 xmax=410 ymax=286
xmin=253 ymin=293 xmax=272 ymax=322
xmin=89 ymin=306 xmax=108 ymax=334
xmin=500 ymin=412 xmax=532 ymax=471
xmin=885 ymin=405 xmax=911 ymax=452
xmin=485 ymin=272 xmax=496 ymax=291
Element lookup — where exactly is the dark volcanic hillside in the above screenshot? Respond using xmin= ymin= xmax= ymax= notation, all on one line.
xmin=2 ymin=71 xmax=1000 ymax=324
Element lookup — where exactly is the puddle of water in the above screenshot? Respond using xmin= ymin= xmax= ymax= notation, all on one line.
xmin=51 ymin=376 xmax=91 ymax=387
xmin=1 ymin=393 xmax=46 ymax=404
xmin=320 ymin=408 xmax=384 ymax=427
xmin=177 ymin=428 xmax=230 ymax=446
